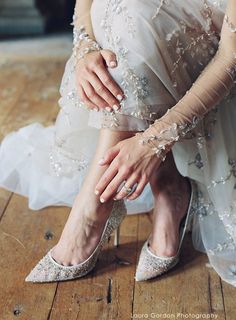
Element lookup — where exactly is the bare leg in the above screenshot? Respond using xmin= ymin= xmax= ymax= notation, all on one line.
xmin=52 ymin=128 xmax=190 ymax=264
xmin=149 ymin=151 xmax=191 ymax=257
xmin=51 ymin=128 xmax=136 ymax=266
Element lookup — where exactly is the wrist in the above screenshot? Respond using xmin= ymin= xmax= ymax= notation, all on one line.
xmin=135 ymin=130 xmax=174 ymax=162
xmin=72 ymin=25 xmax=102 ymax=62
xmin=135 ymin=119 xmax=181 ymax=161
xmin=74 ymin=41 xmax=102 ymax=62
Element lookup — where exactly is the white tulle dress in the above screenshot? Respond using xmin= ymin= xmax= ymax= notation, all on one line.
xmin=1 ymin=0 xmax=236 ymax=286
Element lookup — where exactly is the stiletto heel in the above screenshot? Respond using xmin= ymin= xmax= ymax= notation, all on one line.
xmin=135 ymin=178 xmax=198 ymax=282
xmin=25 ymin=200 xmax=127 ymax=283
xmin=114 ymin=226 xmax=120 ymax=247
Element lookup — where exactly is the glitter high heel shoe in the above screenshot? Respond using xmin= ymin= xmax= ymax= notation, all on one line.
xmin=135 ymin=178 xmax=198 ymax=282
xmin=25 ymin=200 xmax=127 ymax=283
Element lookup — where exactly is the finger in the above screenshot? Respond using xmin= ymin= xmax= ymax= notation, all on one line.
xmin=88 ymin=72 xmax=122 ymax=112
xmin=77 ymin=85 xmax=99 ymax=111
xmin=100 ymin=49 xmax=118 ymax=68
xmin=95 ymin=66 xmax=124 ymax=109
xmin=99 ymin=170 xmax=129 ymax=203
xmin=98 ymin=145 xmax=120 ymax=166
xmin=81 ymin=80 xmax=110 ymax=110
xmin=127 ymin=176 xmax=147 ymax=200
xmin=113 ymin=174 xmax=139 ymax=200
xmin=94 ymin=162 xmax=119 ymax=198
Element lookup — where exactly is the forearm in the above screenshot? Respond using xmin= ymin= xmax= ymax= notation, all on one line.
xmin=138 ymin=0 xmax=236 ymax=160
xmin=72 ymin=0 xmax=102 ymax=61
xmin=142 ymin=51 xmax=235 ymax=138
xmin=73 ymin=0 xmax=95 ymax=41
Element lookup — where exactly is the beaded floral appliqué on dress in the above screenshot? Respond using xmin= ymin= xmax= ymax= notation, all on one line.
xmin=99 ymin=0 xmax=154 ymax=128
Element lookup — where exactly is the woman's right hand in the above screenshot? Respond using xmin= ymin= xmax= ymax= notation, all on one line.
xmin=75 ymin=48 xmax=125 ymax=112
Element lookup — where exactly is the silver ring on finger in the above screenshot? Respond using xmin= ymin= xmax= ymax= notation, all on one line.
xmin=127 ymin=183 xmax=138 ymax=196
xmin=122 ymin=184 xmax=133 ymax=194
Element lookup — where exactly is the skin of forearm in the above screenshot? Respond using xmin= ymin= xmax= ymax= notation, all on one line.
xmin=162 ymin=51 xmax=235 ymax=125
xmin=73 ymin=0 xmax=96 ymax=45
xmin=72 ymin=0 xmax=235 ymax=147
xmin=141 ymin=0 xmax=236 ymax=153
xmin=140 ymin=49 xmax=235 ymax=157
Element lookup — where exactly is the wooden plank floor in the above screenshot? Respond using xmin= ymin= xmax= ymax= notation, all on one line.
xmin=0 ymin=56 xmax=235 ymax=320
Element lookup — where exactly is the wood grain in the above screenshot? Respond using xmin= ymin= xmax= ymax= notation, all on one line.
xmin=0 ymin=58 xmax=65 ymax=320
xmin=132 ymin=212 xmax=227 ymax=320
xmin=0 ymin=57 xmax=235 ymax=320
xmin=49 ymin=214 xmax=139 ymax=320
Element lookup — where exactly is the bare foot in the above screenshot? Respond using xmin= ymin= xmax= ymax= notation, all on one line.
xmin=50 ymin=128 xmax=135 ymax=266
xmin=51 ymin=184 xmax=114 ymax=266
xmin=149 ymin=169 xmax=191 ymax=257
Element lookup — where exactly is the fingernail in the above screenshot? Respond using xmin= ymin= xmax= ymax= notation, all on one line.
xmin=95 ymin=190 xmax=99 ymax=195
xmin=117 ymin=94 xmax=123 ymax=101
xmin=100 ymin=198 xmax=105 ymax=203
xmin=105 ymin=107 xmax=112 ymax=112
xmin=113 ymin=104 xmax=119 ymax=111
xmin=109 ymin=61 xmax=117 ymax=67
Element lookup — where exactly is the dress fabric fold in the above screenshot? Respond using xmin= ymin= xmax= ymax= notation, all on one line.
xmin=0 ymin=0 xmax=236 ymax=286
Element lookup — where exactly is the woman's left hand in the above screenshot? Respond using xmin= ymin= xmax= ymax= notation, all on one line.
xmin=94 ymin=135 xmax=162 ymax=203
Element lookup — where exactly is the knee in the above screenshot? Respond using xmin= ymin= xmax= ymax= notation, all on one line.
xmin=90 ymin=0 xmax=155 ymax=49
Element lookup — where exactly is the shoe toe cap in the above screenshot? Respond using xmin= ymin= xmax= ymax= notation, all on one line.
xmin=25 ymin=253 xmax=58 ymax=283
xmin=135 ymin=248 xmax=179 ymax=281
xmin=135 ymin=267 xmax=160 ymax=282
xmin=134 ymin=271 xmax=151 ymax=282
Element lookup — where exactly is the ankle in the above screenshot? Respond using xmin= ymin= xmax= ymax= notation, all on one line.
xmin=151 ymin=171 xmax=188 ymax=195
xmin=81 ymin=199 xmax=114 ymax=223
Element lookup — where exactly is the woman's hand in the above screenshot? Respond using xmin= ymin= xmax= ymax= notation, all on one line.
xmin=94 ymin=135 xmax=162 ymax=203
xmin=75 ymin=48 xmax=124 ymax=112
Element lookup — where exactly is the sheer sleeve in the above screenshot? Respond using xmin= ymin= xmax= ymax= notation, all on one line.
xmin=137 ymin=0 xmax=236 ymax=161
xmin=72 ymin=0 xmax=95 ymax=41
xmin=71 ymin=0 xmax=102 ymax=61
